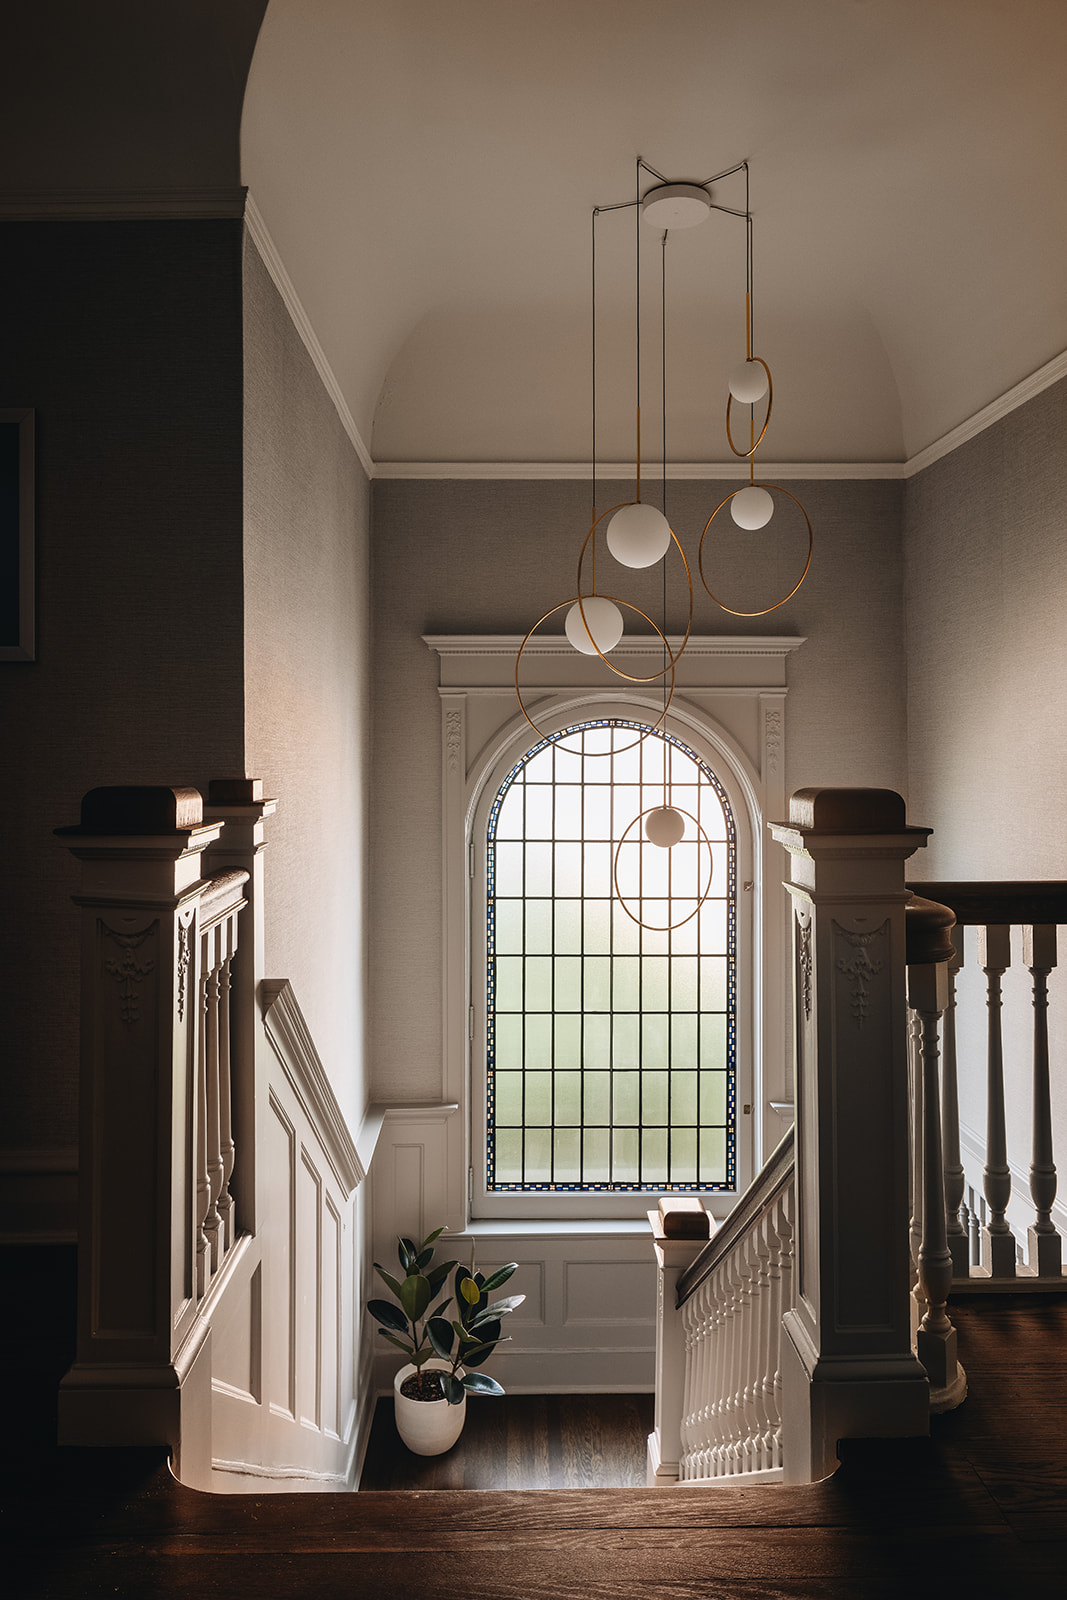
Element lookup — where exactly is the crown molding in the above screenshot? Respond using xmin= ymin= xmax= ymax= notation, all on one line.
xmin=0 ymin=187 xmax=248 ymax=219
xmin=5 ymin=188 xmax=1060 ymax=484
xmin=425 ymin=634 xmax=805 ymax=660
xmin=243 ymin=193 xmax=374 ymax=478
xmin=373 ymin=459 xmax=906 ymax=481
xmin=904 ymin=348 xmax=1067 ymax=477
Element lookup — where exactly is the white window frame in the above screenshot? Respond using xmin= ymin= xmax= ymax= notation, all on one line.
xmin=426 ymin=634 xmax=803 ymax=1228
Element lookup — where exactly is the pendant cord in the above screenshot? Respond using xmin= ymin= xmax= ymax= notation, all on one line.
xmin=591 ymin=206 xmax=598 ymax=590
xmin=746 ymin=163 xmax=756 ymax=484
xmin=635 ymin=156 xmax=641 ymax=503
xmin=662 ymin=226 xmax=669 ymax=806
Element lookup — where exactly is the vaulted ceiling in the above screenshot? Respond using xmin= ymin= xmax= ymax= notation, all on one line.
xmin=5 ymin=3 xmax=1064 ymax=471
xmin=242 ymin=0 xmax=1067 ymax=469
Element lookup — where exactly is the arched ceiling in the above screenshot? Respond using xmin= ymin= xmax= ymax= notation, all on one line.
xmin=242 ymin=0 xmax=1067 ymax=469
xmin=10 ymin=2 xmax=1059 ymax=471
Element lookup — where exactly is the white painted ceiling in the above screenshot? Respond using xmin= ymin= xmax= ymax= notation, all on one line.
xmin=242 ymin=0 xmax=1067 ymax=468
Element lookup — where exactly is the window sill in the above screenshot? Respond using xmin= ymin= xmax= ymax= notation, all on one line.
xmin=459 ymin=1218 xmax=655 ymax=1240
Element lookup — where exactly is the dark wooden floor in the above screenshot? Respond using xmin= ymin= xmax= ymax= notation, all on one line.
xmin=3 ymin=1248 xmax=1066 ymax=1599
xmin=359 ymin=1391 xmax=654 ymax=1489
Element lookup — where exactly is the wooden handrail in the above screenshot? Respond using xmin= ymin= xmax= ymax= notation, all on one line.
xmin=200 ymin=869 xmax=249 ymax=931
xmin=906 ymin=894 xmax=957 ymax=965
xmin=907 ymin=881 xmax=1067 ymax=926
xmin=676 ymin=1127 xmax=794 ymax=1308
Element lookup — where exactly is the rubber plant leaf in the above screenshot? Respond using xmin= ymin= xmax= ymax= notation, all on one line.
xmin=373 ymin=1265 xmax=405 ymax=1299
xmin=368 ymin=1298 xmax=409 ymax=1333
xmin=485 ymin=1294 xmax=525 ymax=1318
xmin=398 ymin=1237 xmax=418 ymax=1274
xmin=462 ymin=1372 xmax=505 ymax=1396
xmin=479 ymin=1263 xmax=518 ymax=1293
xmin=420 ymin=1227 xmax=445 ymax=1250
xmin=443 ymin=1374 xmax=466 ymax=1406
xmin=427 ymin=1261 xmax=458 ymax=1294
xmin=456 ymin=1332 xmax=508 ymax=1367
xmin=400 ymin=1273 xmax=431 ymax=1323
xmin=427 ymin=1317 xmax=456 ymax=1360
xmin=461 ymin=1276 xmax=481 ymax=1307
xmin=378 ymin=1331 xmax=414 ymax=1355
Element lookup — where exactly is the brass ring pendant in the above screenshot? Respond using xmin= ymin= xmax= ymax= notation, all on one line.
xmin=515 ymin=595 xmax=677 ymax=749
xmin=574 ymin=504 xmax=694 ymax=683
xmin=698 ymin=484 xmax=813 ymax=618
xmin=725 ymin=359 xmax=773 ymax=458
xmin=612 ymin=806 xmax=715 ymax=932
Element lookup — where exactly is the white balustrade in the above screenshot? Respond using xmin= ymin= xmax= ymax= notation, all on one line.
xmin=906 ymin=885 xmax=1066 ymax=1289
xmin=677 ymin=1175 xmax=794 ymax=1481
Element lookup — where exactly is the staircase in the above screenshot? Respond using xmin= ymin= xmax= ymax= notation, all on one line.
xmin=3 ymin=1250 xmax=1065 ymax=1598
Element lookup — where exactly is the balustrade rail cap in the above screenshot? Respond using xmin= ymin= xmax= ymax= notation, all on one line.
xmin=57 ymin=785 xmax=204 ymax=836
xmin=905 ymin=894 xmax=958 ymax=966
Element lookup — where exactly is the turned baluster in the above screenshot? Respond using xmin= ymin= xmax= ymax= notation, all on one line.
xmin=1023 ymin=925 xmax=1061 ymax=1277
xmin=738 ymin=1232 xmax=762 ymax=1473
xmin=771 ymin=1182 xmax=794 ymax=1472
xmin=967 ymin=1193 xmax=981 ymax=1266
xmin=747 ymin=1217 xmax=772 ymax=1472
xmin=217 ymin=956 xmax=236 ymax=1251
xmin=941 ymin=927 xmax=969 ymax=1276
xmin=907 ymin=1006 xmax=924 ymax=1298
xmin=715 ymin=1254 xmax=741 ymax=1475
xmin=978 ymin=925 xmax=1016 ymax=1276
xmin=909 ymin=958 xmax=966 ymax=1410
xmin=728 ymin=1248 xmax=752 ymax=1474
xmin=202 ymin=963 xmax=223 ymax=1273
xmin=758 ymin=1211 xmax=780 ymax=1471
xmin=195 ymin=971 xmax=211 ymax=1297
xmin=681 ymin=1287 xmax=704 ymax=1476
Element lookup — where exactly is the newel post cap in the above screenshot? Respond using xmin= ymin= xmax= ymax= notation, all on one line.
xmin=57 ymin=785 xmax=204 ymax=836
xmin=788 ymin=788 xmax=907 ymax=833
xmin=769 ymin=787 xmax=932 ymax=852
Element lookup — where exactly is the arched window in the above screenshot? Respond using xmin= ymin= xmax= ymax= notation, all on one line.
xmin=478 ymin=717 xmax=738 ymax=1215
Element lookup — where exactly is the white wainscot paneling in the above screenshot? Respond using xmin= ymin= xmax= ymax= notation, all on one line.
xmin=206 ymin=991 xmax=366 ymax=1490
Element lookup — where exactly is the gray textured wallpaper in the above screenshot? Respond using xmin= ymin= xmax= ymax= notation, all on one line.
xmin=242 ymin=236 xmax=372 ymax=1124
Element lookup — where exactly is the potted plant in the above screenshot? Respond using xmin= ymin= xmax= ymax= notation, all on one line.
xmin=368 ymin=1228 xmax=524 ymax=1455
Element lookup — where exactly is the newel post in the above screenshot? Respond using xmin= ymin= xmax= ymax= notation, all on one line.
xmin=647 ymin=1201 xmax=710 ymax=1486
xmin=56 ymin=786 xmax=223 ymax=1473
xmin=770 ymin=789 xmax=931 ymax=1484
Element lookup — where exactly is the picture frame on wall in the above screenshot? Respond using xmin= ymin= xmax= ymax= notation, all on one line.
xmin=1 ymin=408 xmax=35 ymax=661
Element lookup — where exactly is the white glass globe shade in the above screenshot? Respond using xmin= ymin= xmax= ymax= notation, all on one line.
xmin=644 ymin=806 xmax=686 ymax=848
xmin=565 ymin=596 xmax=624 ymax=656
xmin=728 ymin=359 xmax=769 ymax=405
xmin=605 ymin=502 xmax=672 ymax=569
xmin=730 ymin=486 xmax=774 ymax=530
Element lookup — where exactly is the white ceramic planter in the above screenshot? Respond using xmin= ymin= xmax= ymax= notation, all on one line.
xmin=393 ymin=1360 xmax=466 ymax=1456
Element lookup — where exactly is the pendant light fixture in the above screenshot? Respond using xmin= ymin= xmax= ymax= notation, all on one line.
xmin=698 ymin=170 xmax=813 ymax=614
xmin=514 ymin=154 xmax=813 ymax=910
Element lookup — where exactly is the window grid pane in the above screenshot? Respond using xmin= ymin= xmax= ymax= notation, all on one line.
xmin=487 ymin=719 xmax=737 ymax=1193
